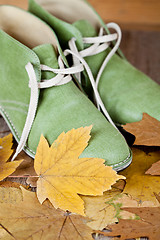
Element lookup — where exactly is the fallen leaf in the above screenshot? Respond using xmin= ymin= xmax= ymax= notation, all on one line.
xmin=0 ymin=181 xmax=22 ymax=188
xmin=26 ymin=176 xmax=38 ymax=187
xmin=81 ymin=189 xmax=139 ymax=231
xmin=120 ymin=148 xmax=160 ymax=206
xmin=101 ymin=206 xmax=160 ymax=240
xmin=0 ymin=134 xmax=23 ymax=181
xmin=0 ymin=227 xmax=7 ymax=239
xmin=0 ymin=186 xmax=93 ymax=240
xmin=145 ymin=160 xmax=160 ymax=175
xmin=154 ymin=192 xmax=160 ymax=203
xmin=12 ymin=151 xmax=38 ymax=187
xmin=13 ymin=151 xmax=36 ymax=176
xmin=123 ymin=206 xmax=160 ymax=228
xmin=112 ymin=179 xmax=126 ymax=191
xmin=0 ymin=133 xmax=13 ymax=160
xmin=112 ymin=194 xmax=140 ymax=220
xmin=34 ymin=126 xmax=125 ymax=215
xmin=81 ymin=189 xmax=121 ymax=230
xmin=97 ymin=214 xmax=159 ymax=240
xmin=123 ymin=113 xmax=160 ymax=146
xmin=0 ymin=184 xmax=23 ymax=204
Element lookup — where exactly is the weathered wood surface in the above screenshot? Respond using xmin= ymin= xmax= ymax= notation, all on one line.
xmin=89 ymin=0 xmax=160 ymax=31
xmin=121 ymin=30 xmax=160 ymax=84
xmin=0 ymin=118 xmax=10 ymax=138
xmin=0 ymin=0 xmax=160 ymax=30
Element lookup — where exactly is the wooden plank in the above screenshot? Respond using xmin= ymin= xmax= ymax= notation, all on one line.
xmin=0 ymin=118 xmax=10 ymax=138
xmin=89 ymin=0 xmax=160 ymax=31
xmin=121 ymin=30 xmax=160 ymax=84
xmin=0 ymin=0 xmax=160 ymax=30
xmin=0 ymin=0 xmax=28 ymax=9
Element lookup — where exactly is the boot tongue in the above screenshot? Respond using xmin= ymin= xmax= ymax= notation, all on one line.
xmin=33 ymin=44 xmax=58 ymax=80
xmin=73 ymin=20 xmax=97 ymax=38
xmin=73 ymin=20 xmax=108 ymax=97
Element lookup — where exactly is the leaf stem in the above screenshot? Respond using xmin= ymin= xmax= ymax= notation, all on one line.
xmin=8 ymin=175 xmax=38 ymax=178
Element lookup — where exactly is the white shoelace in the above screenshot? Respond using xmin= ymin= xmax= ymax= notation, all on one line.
xmin=68 ymin=22 xmax=122 ymax=110
xmin=11 ymin=57 xmax=84 ymax=161
xmin=11 ymin=22 xmax=121 ymax=161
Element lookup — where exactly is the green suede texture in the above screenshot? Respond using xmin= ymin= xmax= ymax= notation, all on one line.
xmin=0 ymin=29 xmax=131 ymax=170
xmin=98 ymin=55 xmax=160 ymax=124
xmin=28 ymin=0 xmax=160 ymax=124
xmin=73 ymin=20 xmax=97 ymax=38
xmin=0 ymin=30 xmax=41 ymax=145
xmin=28 ymin=0 xmax=84 ymax=51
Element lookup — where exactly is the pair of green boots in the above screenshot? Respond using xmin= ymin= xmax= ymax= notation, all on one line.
xmin=0 ymin=0 xmax=159 ymax=170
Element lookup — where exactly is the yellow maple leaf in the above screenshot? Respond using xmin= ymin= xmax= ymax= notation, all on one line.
xmin=34 ymin=126 xmax=125 ymax=215
xmin=120 ymin=148 xmax=160 ymax=206
xmin=0 ymin=186 xmax=93 ymax=240
xmin=0 ymin=134 xmax=23 ymax=181
xmin=0 ymin=134 xmax=13 ymax=161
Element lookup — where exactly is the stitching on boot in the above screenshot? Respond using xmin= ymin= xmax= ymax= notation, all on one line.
xmin=0 ymin=106 xmax=36 ymax=155
xmin=111 ymin=153 xmax=131 ymax=167
xmin=0 ymin=106 xmax=131 ymax=167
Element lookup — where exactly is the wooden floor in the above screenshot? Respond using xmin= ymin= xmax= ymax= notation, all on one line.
xmin=89 ymin=0 xmax=160 ymax=31
xmin=0 ymin=0 xmax=160 ymax=30
xmin=121 ymin=30 xmax=160 ymax=84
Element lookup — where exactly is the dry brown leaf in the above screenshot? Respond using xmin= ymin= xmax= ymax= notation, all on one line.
xmin=0 ymin=134 xmax=23 ymax=181
xmin=120 ymin=148 xmax=160 ymax=206
xmin=124 ymin=206 xmax=160 ymax=227
xmin=154 ymin=192 xmax=160 ymax=203
xmin=145 ymin=160 xmax=160 ymax=175
xmin=13 ymin=151 xmax=36 ymax=176
xmin=112 ymin=179 xmax=126 ymax=191
xmin=34 ymin=126 xmax=125 ymax=215
xmin=26 ymin=176 xmax=38 ymax=187
xmin=12 ymin=151 xmax=38 ymax=187
xmin=0 ymin=186 xmax=93 ymax=240
xmin=100 ymin=207 xmax=160 ymax=240
xmin=123 ymin=113 xmax=160 ymax=146
xmin=97 ymin=216 xmax=159 ymax=240
xmin=81 ymin=189 xmax=139 ymax=231
xmin=0 ymin=181 xmax=22 ymax=188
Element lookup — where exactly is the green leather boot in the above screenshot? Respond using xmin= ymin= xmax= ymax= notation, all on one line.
xmin=28 ymin=0 xmax=160 ymax=125
xmin=0 ymin=5 xmax=131 ymax=170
